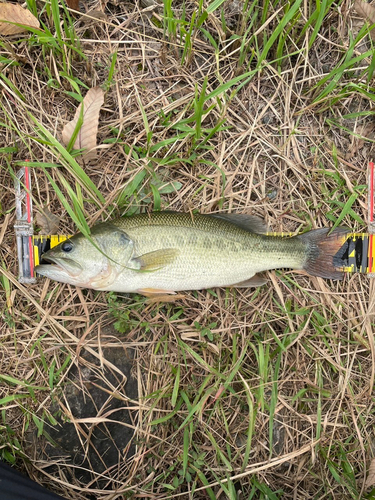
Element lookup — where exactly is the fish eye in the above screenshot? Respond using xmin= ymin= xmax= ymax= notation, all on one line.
xmin=61 ymin=241 xmax=73 ymax=253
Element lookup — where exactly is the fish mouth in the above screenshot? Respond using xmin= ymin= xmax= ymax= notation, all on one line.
xmin=36 ymin=256 xmax=83 ymax=277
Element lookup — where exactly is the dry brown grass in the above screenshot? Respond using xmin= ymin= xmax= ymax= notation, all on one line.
xmin=1 ymin=0 xmax=375 ymax=498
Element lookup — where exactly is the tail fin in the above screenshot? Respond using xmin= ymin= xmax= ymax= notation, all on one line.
xmin=298 ymin=227 xmax=349 ymax=280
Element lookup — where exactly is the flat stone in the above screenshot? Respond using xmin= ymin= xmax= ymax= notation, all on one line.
xmin=31 ymin=333 xmax=138 ymax=491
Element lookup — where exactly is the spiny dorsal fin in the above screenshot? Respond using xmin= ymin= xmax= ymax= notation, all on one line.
xmin=132 ymin=248 xmax=179 ymax=271
xmin=208 ymin=213 xmax=269 ymax=234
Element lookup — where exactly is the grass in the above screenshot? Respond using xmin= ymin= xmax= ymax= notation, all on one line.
xmin=1 ymin=0 xmax=375 ymax=498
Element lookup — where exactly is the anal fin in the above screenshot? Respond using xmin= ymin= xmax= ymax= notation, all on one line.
xmin=231 ymin=273 xmax=268 ymax=288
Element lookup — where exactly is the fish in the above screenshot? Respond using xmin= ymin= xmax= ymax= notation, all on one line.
xmin=34 ymin=211 xmax=349 ymax=296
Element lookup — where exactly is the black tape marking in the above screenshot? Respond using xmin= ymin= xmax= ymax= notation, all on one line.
xmin=333 ymin=235 xmax=368 ymax=272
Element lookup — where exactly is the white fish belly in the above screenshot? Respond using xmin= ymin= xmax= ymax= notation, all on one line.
xmin=103 ymin=250 xmax=302 ymax=293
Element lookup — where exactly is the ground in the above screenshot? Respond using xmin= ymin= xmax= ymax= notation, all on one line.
xmin=1 ymin=0 xmax=375 ymax=498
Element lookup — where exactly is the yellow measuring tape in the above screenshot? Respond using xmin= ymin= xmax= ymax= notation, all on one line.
xmin=33 ymin=232 xmax=375 ymax=274
xmin=33 ymin=235 xmax=71 ymax=267
xmin=337 ymin=233 xmax=375 ymax=274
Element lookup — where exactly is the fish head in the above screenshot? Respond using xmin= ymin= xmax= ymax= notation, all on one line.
xmin=35 ymin=223 xmax=134 ymax=290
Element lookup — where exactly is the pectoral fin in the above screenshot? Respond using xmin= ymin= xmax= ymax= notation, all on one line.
xmin=131 ymin=248 xmax=179 ymax=271
xmin=232 ymin=273 xmax=268 ymax=288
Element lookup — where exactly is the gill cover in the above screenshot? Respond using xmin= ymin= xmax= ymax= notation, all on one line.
xmin=86 ymin=223 xmax=134 ymax=289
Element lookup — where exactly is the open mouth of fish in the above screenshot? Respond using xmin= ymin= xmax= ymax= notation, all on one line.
xmin=39 ymin=256 xmax=83 ymax=277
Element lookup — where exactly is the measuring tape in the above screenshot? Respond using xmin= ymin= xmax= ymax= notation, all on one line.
xmin=14 ymin=166 xmax=35 ymax=283
xmin=335 ymin=233 xmax=374 ymax=273
xmin=368 ymin=161 xmax=375 ymax=277
xmin=32 ymin=235 xmax=71 ymax=267
xmin=14 ymin=163 xmax=375 ymax=282
xmin=15 ymin=166 xmax=70 ymax=283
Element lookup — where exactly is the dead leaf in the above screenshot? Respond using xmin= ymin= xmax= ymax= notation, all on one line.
xmin=0 ymin=3 xmax=39 ymax=36
xmin=80 ymin=9 xmax=108 ymax=27
xmin=354 ymin=0 xmax=375 ymax=40
xmin=365 ymin=458 xmax=375 ymax=490
xmin=84 ymin=9 xmax=108 ymax=21
xmin=62 ymin=87 xmax=105 ymax=162
xmin=65 ymin=0 xmax=80 ymax=9
xmin=345 ymin=121 xmax=375 ymax=160
xmin=36 ymin=208 xmax=60 ymax=234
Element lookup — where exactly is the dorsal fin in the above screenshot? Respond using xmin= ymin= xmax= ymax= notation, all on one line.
xmin=208 ymin=213 xmax=269 ymax=234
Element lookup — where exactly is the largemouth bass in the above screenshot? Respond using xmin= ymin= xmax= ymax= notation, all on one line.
xmin=35 ymin=212 xmax=348 ymax=295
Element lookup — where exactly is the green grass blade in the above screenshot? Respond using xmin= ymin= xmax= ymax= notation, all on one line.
xmin=171 ymin=363 xmax=180 ymax=408
xmin=330 ymin=192 xmax=358 ymax=232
